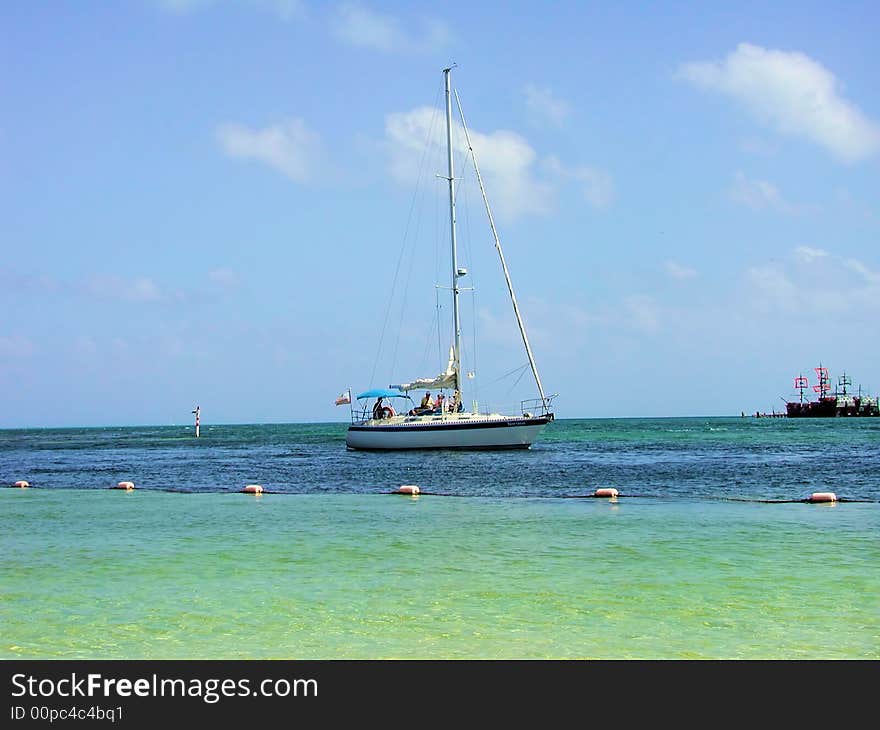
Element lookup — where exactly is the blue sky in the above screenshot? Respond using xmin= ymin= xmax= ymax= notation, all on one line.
xmin=2 ymin=0 xmax=878 ymax=426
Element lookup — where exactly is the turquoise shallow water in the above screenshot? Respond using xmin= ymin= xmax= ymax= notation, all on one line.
xmin=1 ymin=418 xmax=878 ymax=658
xmin=1 ymin=491 xmax=877 ymax=659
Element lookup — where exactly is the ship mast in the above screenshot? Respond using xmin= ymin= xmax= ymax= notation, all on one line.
xmin=443 ymin=66 xmax=463 ymax=397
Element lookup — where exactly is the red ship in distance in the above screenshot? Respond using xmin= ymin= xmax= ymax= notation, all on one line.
xmin=785 ymin=365 xmax=878 ymax=417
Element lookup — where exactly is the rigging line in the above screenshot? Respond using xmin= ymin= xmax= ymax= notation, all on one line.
xmin=505 ymin=362 xmax=529 ymax=395
xmin=436 ymin=280 xmax=443 ymax=366
xmin=470 ymin=288 xmax=477 ymax=399
xmin=385 ymin=85 xmax=443 ymax=384
xmin=488 ymin=362 xmax=530 ymax=385
xmin=418 ymin=288 xmax=441 ymax=374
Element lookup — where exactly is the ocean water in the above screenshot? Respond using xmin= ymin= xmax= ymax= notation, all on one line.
xmin=1 ymin=417 xmax=877 ymax=659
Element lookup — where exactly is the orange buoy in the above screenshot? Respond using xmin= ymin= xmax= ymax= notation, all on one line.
xmin=808 ymin=492 xmax=837 ymax=503
xmin=13 ymin=480 xmax=30 ymax=488
xmin=594 ymin=488 xmax=619 ymax=498
xmin=115 ymin=481 xmax=135 ymax=490
xmin=242 ymin=484 xmax=264 ymax=494
xmin=397 ymin=485 xmax=420 ymax=495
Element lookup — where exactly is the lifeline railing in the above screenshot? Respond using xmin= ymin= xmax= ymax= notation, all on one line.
xmin=520 ymin=395 xmax=557 ymax=418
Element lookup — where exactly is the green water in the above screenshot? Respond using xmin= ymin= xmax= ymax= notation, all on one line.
xmin=2 ymin=489 xmax=876 ymax=659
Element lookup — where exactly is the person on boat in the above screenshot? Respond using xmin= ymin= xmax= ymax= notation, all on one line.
xmin=434 ymin=393 xmax=445 ymax=414
xmin=412 ymin=391 xmax=433 ymax=415
xmin=450 ymin=390 xmax=463 ymax=413
xmin=373 ymin=397 xmax=396 ymax=419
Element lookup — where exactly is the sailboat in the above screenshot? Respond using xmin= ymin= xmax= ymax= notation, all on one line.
xmin=345 ymin=67 xmax=555 ymax=450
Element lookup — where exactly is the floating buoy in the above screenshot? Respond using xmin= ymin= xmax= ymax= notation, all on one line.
xmin=115 ymin=481 xmax=135 ymax=490
xmin=13 ymin=480 xmax=30 ymax=488
xmin=808 ymin=492 xmax=837 ymax=503
xmin=594 ymin=488 xmax=619 ymax=498
xmin=242 ymin=484 xmax=264 ymax=494
xmin=397 ymin=485 xmax=420 ymax=495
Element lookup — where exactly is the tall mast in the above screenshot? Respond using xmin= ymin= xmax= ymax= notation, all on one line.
xmin=453 ymin=89 xmax=548 ymax=406
xmin=444 ymin=66 xmax=463 ymax=396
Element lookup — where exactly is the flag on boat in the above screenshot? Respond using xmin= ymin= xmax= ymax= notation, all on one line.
xmin=334 ymin=391 xmax=351 ymax=406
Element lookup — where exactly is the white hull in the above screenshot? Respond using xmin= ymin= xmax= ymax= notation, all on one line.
xmin=346 ymin=413 xmax=551 ymax=450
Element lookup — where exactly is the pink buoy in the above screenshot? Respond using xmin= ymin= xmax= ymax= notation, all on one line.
xmin=594 ymin=488 xmax=619 ymax=498
xmin=242 ymin=484 xmax=264 ymax=494
xmin=13 ymin=480 xmax=30 ymax=488
xmin=397 ymin=485 xmax=420 ymax=495
xmin=808 ymin=492 xmax=837 ymax=503
xmin=115 ymin=481 xmax=135 ymax=490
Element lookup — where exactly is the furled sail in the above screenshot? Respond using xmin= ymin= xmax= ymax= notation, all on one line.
xmin=393 ymin=346 xmax=457 ymax=392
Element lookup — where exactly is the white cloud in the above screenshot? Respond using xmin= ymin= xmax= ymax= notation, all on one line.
xmin=729 ymin=171 xmax=794 ymax=213
xmin=747 ymin=249 xmax=880 ymax=316
xmin=332 ymin=3 xmax=448 ymax=53
xmin=793 ymin=246 xmax=828 ymax=264
xmin=385 ymin=106 xmax=614 ymax=220
xmin=664 ymin=260 xmax=698 ymax=280
xmin=523 ymin=84 xmax=570 ymax=127
xmin=844 ymin=258 xmax=880 ymax=285
xmin=386 ymin=106 xmax=553 ymax=220
xmin=216 ymin=118 xmax=321 ymax=183
xmin=678 ymin=42 xmax=880 ymax=162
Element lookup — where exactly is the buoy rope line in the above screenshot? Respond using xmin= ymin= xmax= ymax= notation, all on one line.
xmin=559 ymin=493 xmax=874 ymax=503
xmin=3 ymin=483 xmax=878 ymax=503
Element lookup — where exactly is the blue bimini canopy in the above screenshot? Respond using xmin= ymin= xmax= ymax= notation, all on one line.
xmin=356 ymin=388 xmax=411 ymax=400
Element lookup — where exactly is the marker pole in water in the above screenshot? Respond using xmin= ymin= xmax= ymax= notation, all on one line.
xmin=192 ymin=405 xmax=200 ymax=438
